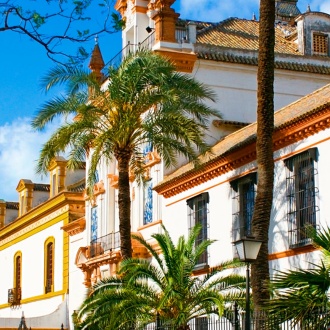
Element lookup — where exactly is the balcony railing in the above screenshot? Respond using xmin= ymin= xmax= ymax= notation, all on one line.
xmin=103 ymin=31 xmax=156 ymax=74
xmin=89 ymin=231 xmax=120 ymax=258
xmin=8 ymin=287 xmax=21 ymax=305
xmin=125 ymin=307 xmax=330 ymax=329
xmin=102 ymin=27 xmax=190 ymax=74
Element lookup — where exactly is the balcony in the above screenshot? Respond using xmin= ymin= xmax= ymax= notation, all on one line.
xmin=103 ymin=31 xmax=156 ymax=72
xmin=89 ymin=231 xmax=121 ymax=258
xmin=103 ymin=26 xmax=192 ymax=73
xmin=8 ymin=287 xmax=21 ymax=305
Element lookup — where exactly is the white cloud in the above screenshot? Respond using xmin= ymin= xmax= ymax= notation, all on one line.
xmin=0 ymin=118 xmax=57 ymax=201
xmin=179 ymin=0 xmax=259 ymax=21
xmin=320 ymin=3 xmax=330 ymax=14
xmin=178 ymin=0 xmax=330 ymax=21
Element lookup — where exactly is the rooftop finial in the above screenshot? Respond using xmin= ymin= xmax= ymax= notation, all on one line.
xmin=95 ymin=35 xmax=99 ymax=45
xmin=307 ymin=4 xmax=311 ymax=12
xmin=252 ymin=12 xmax=256 ymax=21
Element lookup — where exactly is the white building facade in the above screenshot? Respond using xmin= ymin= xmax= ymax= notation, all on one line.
xmin=76 ymin=0 xmax=330 ymax=290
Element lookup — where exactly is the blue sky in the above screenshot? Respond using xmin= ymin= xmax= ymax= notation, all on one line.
xmin=0 ymin=0 xmax=329 ymax=201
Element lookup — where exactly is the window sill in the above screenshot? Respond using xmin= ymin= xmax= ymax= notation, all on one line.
xmin=192 ymin=263 xmax=209 ymax=275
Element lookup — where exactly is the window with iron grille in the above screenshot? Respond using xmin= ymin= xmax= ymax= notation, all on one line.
xmin=230 ymin=173 xmax=257 ymax=242
xmin=195 ymin=317 xmax=208 ymax=330
xmin=187 ymin=192 xmax=209 ymax=266
xmin=284 ymin=148 xmax=319 ymax=248
xmin=313 ymin=33 xmax=328 ymax=56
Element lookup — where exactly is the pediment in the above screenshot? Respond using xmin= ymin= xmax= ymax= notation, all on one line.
xmin=16 ymin=179 xmax=33 ymax=192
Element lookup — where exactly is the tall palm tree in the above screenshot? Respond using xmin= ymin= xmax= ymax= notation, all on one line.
xmin=251 ymin=0 xmax=275 ymax=312
xmin=267 ymin=226 xmax=330 ymax=328
xmin=32 ymin=50 xmax=221 ymax=259
xmin=77 ymin=224 xmax=245 ymax=330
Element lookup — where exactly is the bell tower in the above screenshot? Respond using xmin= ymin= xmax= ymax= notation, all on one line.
xmin=275 ymin=0 xmax=301 ymax=23
xmin=114 ymin=0 xmax=197 ymax=73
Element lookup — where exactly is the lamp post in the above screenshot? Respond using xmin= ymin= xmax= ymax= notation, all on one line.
xmin=233 ymin=237 xmax=262 ymax=330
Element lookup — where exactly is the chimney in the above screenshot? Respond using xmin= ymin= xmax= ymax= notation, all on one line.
xmin=48 ymin=156 xmax=68 ymax=198
xmin=16 ymin=180 xmax=34 ymax=216
xmin=0 ymin=199 xmax=5 ymax=228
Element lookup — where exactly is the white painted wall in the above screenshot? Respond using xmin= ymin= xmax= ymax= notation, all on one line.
xmin=0 ymin=219 xmax=67 ymax=327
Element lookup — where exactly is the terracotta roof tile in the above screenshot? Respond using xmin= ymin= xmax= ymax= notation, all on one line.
xmin=195 ymin=46 xmax=330 ymax=74
xmin=6 ymin=202 xmax=19 ymax=210
xmin=67 ymin=178 xmax=85 ymax=193
xmin=196 ymin=18 xmax=299 ymax=55
xmin=156 ymin=83 xmax=330 ymax=188
xmin=276 ymin=3 xmax=301 ymax=18
xmin=34 ymin=184 xmax=50 ymax=192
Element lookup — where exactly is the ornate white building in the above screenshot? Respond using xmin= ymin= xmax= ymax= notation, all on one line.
xmin=2 ymin=0 xmax=330 ymax=329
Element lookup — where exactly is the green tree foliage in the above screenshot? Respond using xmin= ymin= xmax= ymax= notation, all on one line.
xmin=268 ymin=226 xmax=330 ymax=328
xmin=77 ymin=224 xmax=245 ymax=329
xmin=32 ymin=50 xmax=221 ymax=259
xmin=0 ymin=0 xmax=123 ymax=64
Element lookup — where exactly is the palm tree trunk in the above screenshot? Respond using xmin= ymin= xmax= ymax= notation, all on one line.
xmin=251 ymin=0 xmax=275 ymax=314
xmin=117 ymin=152 xmax=132 ymax=259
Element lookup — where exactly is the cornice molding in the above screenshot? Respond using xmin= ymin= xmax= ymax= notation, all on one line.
xmin=155 ymin=105 xmax=330 ymax=198
xmin=0 ymin=192 xmax=85 ymax=240
xmin=61 ymin=217 xmax=86 ymax=236
xmin=154 ymin=49 xmax=197 ymax=73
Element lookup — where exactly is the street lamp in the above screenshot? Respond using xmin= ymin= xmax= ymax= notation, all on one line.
xmin=233 ymin=237 xmax=263 ymax=330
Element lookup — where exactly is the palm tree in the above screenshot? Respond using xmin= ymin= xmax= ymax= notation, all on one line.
xmin=267 ymin=226 xmax=330 ymax=328
xmin=251 ymin=0 xmax=275 ymax=312
xmin=77 ymin=224 xmax=245 ymax=330
xmin=32 ymin=50 xmax=221 ymax=259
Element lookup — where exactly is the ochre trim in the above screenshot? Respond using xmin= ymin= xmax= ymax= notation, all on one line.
xmin=0 ymin=289 xmax=67 ymax=308
xmin=154 ymin=49 xmax=197 ymax=73
xmin=76 ymin=237 xmax=161 ymax=287
xmin=0 ymin=208 xmax=69 ymax=249
xmin=44 ymin=237 xmax=55 ymax=294
xmin=137 ymin=219 xmax=162 ymax=230
xmin=268 ymin=245 xmax=317 ymax=260
xmin=133 ymin=5 xmax=147 ymax=14
xmin=155 ymin=105 xmax=330 ymax=198
xmin=158 ymin=144 xmax=257 ymax=198
xmin=61 ymin=217 xmax=86 ymax=236
xmin=114 ymin=0 xmax=127 ymax=16
xmin=62 ymin=221 xmax=69 ymax=296
xmin=0 ymin=192 xmax=84 ymax=239
xmin=93 ymin=180 xmax=105 ymax=196
xmin=13 ymin=251 xmax=22 ymax=290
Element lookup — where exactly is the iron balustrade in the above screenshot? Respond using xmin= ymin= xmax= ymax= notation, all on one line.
xmin=124 ymin=307 xmax=330 ymax=329
xmin=8 ymin=287 xmax=21 ymax=304
xmin=89 ymin=231 xmax=120 ymax=258
xmin=102 ymin=31 xmax=156 ymax=74
xmin=102 ymin=27 xmax=190 ymax=74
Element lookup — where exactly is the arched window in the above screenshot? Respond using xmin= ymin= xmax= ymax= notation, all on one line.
xmin=44 ymin=237 xmax=55 ymax=293
xmin=12 ymin=252 xmax=22 ymax=303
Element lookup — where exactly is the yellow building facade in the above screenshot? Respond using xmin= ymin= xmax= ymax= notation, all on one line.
xmin=0 ymin=158 xmax=85 ymax=329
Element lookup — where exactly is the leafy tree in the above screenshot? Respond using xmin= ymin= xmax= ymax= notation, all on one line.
xmin=266 ymin=226 xmax=330 ymax=328
xmin=77 ymin=224 xmax=245 ymax=329
xmin=32 ymin=49 xmax=221 ymax=259
xmin=0 ymin=0 xmax=123 ymax=64
xmin=251 ymin=0 xmax=275 ymax=312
